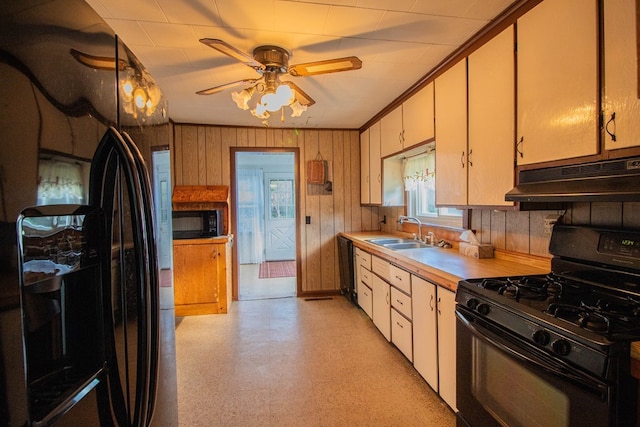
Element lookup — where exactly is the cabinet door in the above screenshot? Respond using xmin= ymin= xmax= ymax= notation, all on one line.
xmin=380 ymin=104 xmax=403 ymax=158
xmin=173 ymin=243 xmax=220 ymax=306
xmin=468 ymin=26 xmax=514 ymax=206
xmin=403 ymin=82 xmax=435 ymax=149
xmin=372 ymin=274 xmax=391 ymax=342
xmin=360 ymin=128 xmax=370 ymax=204
xmin=435 ymin=59 xmax=468 ymax=205
xmin=603 ymin=0 xmax=640 ymax=150
xmin=412 ymin=276 xmax=438 ymax=391
xmin=437 ymin=287 xmax=457 ymax=411
xmin=517 ymin=0 xmax=598 ymax=164
xmin=391 ymin=309 xmax=413 ymax=362
xmin=369 ymin=121 xmax=382 ymax=205
xmin=358 ymin=282 xmax=373 ymax=319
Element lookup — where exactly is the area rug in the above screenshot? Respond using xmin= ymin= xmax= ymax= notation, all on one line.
xmin=258 ymin=261 xmax=296 ymax=279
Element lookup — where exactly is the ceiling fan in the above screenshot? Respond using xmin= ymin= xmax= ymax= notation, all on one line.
xmin=196 ymin=38 xmax=362 ymax=121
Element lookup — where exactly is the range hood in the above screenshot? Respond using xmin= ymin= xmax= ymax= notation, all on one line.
xmin=505 ymin=156 xmax=640 ymax=203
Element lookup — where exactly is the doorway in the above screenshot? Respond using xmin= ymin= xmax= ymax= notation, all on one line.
xmin=232 ymin=149 xmax=298 ymax=301
xmin=152 ymin=150 xmax=174 ymax=310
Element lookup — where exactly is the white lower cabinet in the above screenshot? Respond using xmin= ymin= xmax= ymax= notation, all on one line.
xmin=372 ymin=274 xmax=391 ymax=341
xmin=412 ymin=275 xmax=438 ymax=391
xmin=437 ymin=287 xmax=457 ymax=412
xmin=359 ymin=281 xmax=373 ymax=319
xmin=391 ymin=308 xmax=413 ymax=361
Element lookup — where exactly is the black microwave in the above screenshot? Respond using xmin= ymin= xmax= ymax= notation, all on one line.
xmin=172 ymin=210 xmax=223 ymax=239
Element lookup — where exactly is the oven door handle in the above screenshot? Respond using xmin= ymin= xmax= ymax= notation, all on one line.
xmin=456 ymin=309 xmax=609 ymax=397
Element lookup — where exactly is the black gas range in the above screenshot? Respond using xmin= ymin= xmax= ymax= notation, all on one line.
xmin=456 ymin=224 xmax=640 ymax=427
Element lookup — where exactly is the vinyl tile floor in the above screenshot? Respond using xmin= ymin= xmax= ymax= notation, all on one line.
xmin=174 ymin=296 xmax=456 ymax=426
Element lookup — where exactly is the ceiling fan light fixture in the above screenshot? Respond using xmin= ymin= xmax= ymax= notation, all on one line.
xmin=260 ymin=84 xmax=294 ymax=112
xmin=290 ymin=100 xmax=307 ymax=117
xmin=252 ymin=103 xmax=270 ymax=119
xmin=231 ymin=87 xmax=254 ymax=110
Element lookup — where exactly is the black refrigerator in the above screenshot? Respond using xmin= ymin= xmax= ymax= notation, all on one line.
xmin=0 ymin=0 xmax=170 ymax=425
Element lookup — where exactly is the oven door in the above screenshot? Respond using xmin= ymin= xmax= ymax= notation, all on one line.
xmin=456 ymin=307 xmax=615 ymax=427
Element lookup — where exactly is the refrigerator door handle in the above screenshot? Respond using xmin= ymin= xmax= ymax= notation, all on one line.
xmin=89 ymin=127 xmax=159 ymax=427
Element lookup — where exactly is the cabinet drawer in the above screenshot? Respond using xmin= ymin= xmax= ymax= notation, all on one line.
xmin=372 ymin=255 xmax=390 ymax=282
xmin=391 ymin=308 xmax=413 ymax=362
xmin=360 ymin=264 xmax=372 ymax=287
xmin=355 ymin=247 xmax=371 ymax=270
xmin=389 ymin=264 xmax=411 ymax=294
xmin=391 ymin=287 xmax=412 ymax=320
xmin=358 ymin=283 xmax=373 ymax=319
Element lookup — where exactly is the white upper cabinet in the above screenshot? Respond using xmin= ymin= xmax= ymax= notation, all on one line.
xmin=360 ymin=128 xmax=370 ymax=204
xmin=360 ymin=122 xmax=382 ymax=205
xmin=369 ymin=121 xmax=382 ymax=205
xmin=403 ymin=82 xmax=435 ymax=150
xmin=468 ymin=26 xmax=515 ymax=206
xmin=380 ymin=104 xmax=404 ymax=158
xmin=516 ymin=0 xmax=598 ymax=165
xmin=380 ymin=82 xmax=435 ymax=159
xmin=435 ymin=59 xmax=468 ymax=206
xmin=603 ymin=0 xmax=640 ymax=150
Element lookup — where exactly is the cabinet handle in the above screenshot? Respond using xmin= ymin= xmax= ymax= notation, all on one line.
xmin=395 ymin=275 xmax=402 ymax=281
xmin=401 ymin=129 xmax=405 ymax=143
xmin=396 ymin=321 xmax=404 ymax=328
xmin=377 ymin=173 xmax=381 ymax=184
xmin=605 ymin=112 xmax=617 ymax=142
xmin=468 ymin=148 xmax=473 ymax=167
xmin=516 ymin=136 xmax=524 ymax=158
xmin=437 ymin=297 xmax=442 ymax=315
xmin=429 ymin=294 xmax=434 ymax=311
xmin=396 ymin=299 xmax=403 ymax=305
xmin=386 ymin=292 xmax=390 ymax=305
xmin=460 ymin=151 xmax=465 ymax=168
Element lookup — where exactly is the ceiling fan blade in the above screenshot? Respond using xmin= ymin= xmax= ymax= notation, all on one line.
xmin=199 ymin=38 xmax=265 ymax=70
xmin=284 ymin=81 xmax=315 ymax=106
xmin=288 ymin=56 xmax=362 ymax=77
xmin=196 ymin=79 xmax=256 ymax=95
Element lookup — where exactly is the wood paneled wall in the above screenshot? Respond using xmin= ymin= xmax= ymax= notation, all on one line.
xmin=171 ymin=124 xmax=382 ymax=295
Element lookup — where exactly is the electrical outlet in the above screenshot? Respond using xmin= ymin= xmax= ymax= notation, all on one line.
xmin=544 ymin=215 xmax=560 ymax=235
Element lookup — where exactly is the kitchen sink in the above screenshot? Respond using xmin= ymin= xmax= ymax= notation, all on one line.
xmin=366 ymin=238 xmax=435 ymax=250
xmin=366 ymin=238 xmax=414 ymax=245
xmin=383 ymin=242 xmax=434 ymax=250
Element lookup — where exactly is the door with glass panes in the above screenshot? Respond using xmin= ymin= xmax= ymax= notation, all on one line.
xmin=264 ymin=172 xmax=295 ymax=261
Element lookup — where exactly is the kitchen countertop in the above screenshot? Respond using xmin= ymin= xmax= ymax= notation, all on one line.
xmin=341 ymin=231 xmax=640 ymax=378
xmin=341 ymin=231 xmax=551 ymax=292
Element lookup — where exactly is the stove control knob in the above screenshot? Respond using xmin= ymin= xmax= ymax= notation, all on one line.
xmin=476 ymin=303 xmax=491 ymax=316
xmin=466 ymin=299 xmax=479 ymax=310
xmin=532 ymin=330 xmax=550 ymax=346
xmin=552 ymin=339 xmax=571 ymax=356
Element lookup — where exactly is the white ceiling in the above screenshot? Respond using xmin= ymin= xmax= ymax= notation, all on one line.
xmin=86 ymin=0 xmax=517 ymax=129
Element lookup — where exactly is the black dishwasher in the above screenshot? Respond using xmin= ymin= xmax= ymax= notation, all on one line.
xmin=337 ymin=236 xmax=356 ymax=305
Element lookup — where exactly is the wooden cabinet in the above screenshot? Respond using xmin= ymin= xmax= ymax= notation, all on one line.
xmin=412 ymin=275 xmax=438 ymax=391
xmin=516 ymin=0 xmax=598 ymax=165
xmin=435 ymin=59 xmax=468 ymax=206
xmin=173 ymin=238 xmax=231 ymax=316
xmin=372 ymin=274 xmax=391 ymax=341
xmin=380 ymin=83 xmax=435 ymax=158
xmin=467 ymin=26 xmax=515 ymax=207
xmin=603 ymin=0 xmax=640 ymax=150
xmin=360 ymin=122 xmax=381 ymax=205
xmin=437 ymin=287 xmax=457 ymax=411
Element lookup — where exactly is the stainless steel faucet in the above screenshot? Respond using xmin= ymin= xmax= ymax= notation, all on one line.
xmin=399 ymin=216 xmax=423 ymax=241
